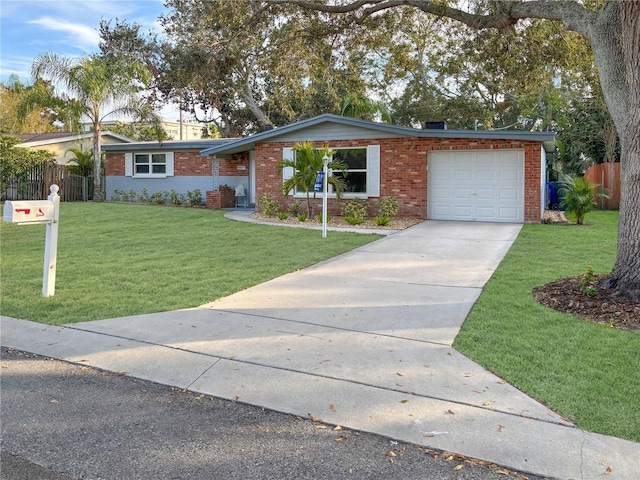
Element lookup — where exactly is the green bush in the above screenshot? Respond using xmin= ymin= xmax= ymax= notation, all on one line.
xmin=277 ymin=211 xmax=288 ymax=220
xmin=557 ymin=175 xmax=609 ymax=225
xmin=317 ymin=213 xmax=333 ymax=223
xmin=288 ymin=201 xmax=303 ymax=216
xmin=257 ymin=193 xmax=281 ymax=216
xmin=297 ymin=213 xmax=307 ymax=222
xmin=377 ymin=196 xmax=399 ymax=218
xmin=150 ymin=191 xmax=166 ymax=204
xmin=342 ymin=199 xmax=368 ymax=224
xmin=187 ymin=189 xmax=203 ymax=206
xmin=137 ymin=188 xmax=150 ymax=203
xmin=375 ymin=215 xmax=390 ymax=226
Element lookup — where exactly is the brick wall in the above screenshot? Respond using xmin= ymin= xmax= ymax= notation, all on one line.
xmin=256 ymin=138 xmax=543 ymax=222
xmin=174 ymin=151 xmax=211 ymax=176
xmin=105 ymin=153 xmax=124 ymax=176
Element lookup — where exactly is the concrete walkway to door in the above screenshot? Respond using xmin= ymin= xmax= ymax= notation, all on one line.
xmin=2 ymin=220 xmax=638 ymax=479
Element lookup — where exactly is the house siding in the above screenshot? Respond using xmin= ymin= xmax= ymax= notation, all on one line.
xmin=255 ymin=137 xmax=542 ymax=222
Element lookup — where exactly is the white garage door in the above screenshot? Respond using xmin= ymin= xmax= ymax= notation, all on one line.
xmin=428 ymin=150 xmax=524 ymax=223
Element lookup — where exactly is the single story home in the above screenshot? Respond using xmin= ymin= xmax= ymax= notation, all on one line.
xmin=103 ymin=114 xmax=556 ymax=223
xmin=16 ymin=131 xmax=135 ymax=165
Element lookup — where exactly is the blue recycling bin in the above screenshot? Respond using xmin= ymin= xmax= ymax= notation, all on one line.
xmin=547 ymin=181 xmax=561 ymax=210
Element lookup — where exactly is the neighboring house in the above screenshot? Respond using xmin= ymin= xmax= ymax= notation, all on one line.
xmin=104 ymin=114 xmax=556 ymax=223
xmin=14 ymin=131 xmax=135 ymax=166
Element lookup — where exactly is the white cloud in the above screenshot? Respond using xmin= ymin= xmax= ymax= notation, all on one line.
xmin=28 ymin=17 xmax=101 ymax=52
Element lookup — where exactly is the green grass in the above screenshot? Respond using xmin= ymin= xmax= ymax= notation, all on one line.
xmin=1 ymin=202 xmax=380 ymax=325
xmin=454 ymin=211 xmax=640 ymax=442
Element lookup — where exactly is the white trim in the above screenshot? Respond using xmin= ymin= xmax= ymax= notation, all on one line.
xmin=165 ymin=152 xmax=174 ymax=177
xmin=17 ymin=131 xmax=135 ymax=148
xmin=367 ymin=145 xmax=380 ymax=197
xmin=131 ymin=151 xmax=171 ymax=178
xmin=125 ymin=153 xmax=133 ymax=177
xmin=282 ymin=147 xmax=294 ymax=186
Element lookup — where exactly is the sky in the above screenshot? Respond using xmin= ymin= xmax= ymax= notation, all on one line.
xmin=0 ymin=0 xmax=183 ymax=121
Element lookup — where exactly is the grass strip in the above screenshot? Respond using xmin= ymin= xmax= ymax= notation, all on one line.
xmin=454 ymin=211 xmax=640 ymax=442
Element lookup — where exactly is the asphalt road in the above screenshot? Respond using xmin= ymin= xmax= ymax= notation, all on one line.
xmin=0 ymin=347 xmax=543 ymax=480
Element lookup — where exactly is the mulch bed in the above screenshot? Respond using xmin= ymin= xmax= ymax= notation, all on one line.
xmin=533 ymin=274 xmax=640 ymax=332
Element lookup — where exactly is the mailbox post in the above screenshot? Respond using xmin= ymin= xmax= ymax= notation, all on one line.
xmin=3 ymin=184 xmax=61 ymax=296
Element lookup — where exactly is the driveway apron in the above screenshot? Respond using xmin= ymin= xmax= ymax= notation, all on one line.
xmin=3 ymin=220 xmax=638 ymax=479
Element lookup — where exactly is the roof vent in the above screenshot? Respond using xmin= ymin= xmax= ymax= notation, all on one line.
xmin=422 ymin=121 xmax=447 ymax=130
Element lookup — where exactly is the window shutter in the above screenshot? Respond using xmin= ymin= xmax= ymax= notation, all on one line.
xmin=125 ymin=153 xmax=133 ymax=177
xmin=165 ymin=152 xmax=174 ymax=177
xmin=282 ymin=147 xmax=294 ymax=185
xmin=367 ymin=145 xmax=380 ymax=197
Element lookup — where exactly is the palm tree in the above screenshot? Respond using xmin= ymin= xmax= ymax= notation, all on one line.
xmin=341 ymin=93 xmax=392 ymax=123
xmin=65 ymin=148 xmax=95 ymax=177
xmin=557 ymin=174 xmax=610 ymax=225
xmin=277 ymin=141 xmax=348 ymax=218
xmin=31 ymin=52 xmax=153 ymax=201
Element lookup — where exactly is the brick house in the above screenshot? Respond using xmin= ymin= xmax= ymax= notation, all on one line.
xmin=104 ymin=114 xmax=555 ymax=223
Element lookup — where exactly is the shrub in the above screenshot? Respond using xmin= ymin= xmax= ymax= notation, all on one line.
xmin=127 ymin=189 xmax=137 ymax=202
xmin=377 ymin=196 xmax=399 ymax=218
xmin=580 ymin=265 xmax=598 ymax=297
xmin=277 ymin=211 xmax=288 ymax=220
xmin=257 ymin=193 xmax=281 ymax=216
xmin=150 ymin=191 xmax=166 ymax=204
xmin=342 ymin=199 xmax=368 ymax=225
xmin=187 ymin=189 xmax=203 ymax=206
xmin=112 ymin=189 xmax=124 ymax=201
xmin=288 ymin=201 xmax=303 ymax=216
xmin=375 ymin=215 xmax=390 ymax=226
xmin=557 ymin=175 xmax=609 ymax=225
xmin=317 ymin=213 xmax=332 ymax=223
xmin=297 ymin=213 xmax=307 ymax=222
xmin=169 ymin=189 xmax=185 ymax=206
xmin=137 ymin=188 xmax=150 ymax=203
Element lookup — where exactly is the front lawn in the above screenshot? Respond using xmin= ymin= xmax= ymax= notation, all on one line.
xmin=0 ymin=203 xmax=380 ymax=325
xmin=454 ymin=211 xmax=640 ymax=442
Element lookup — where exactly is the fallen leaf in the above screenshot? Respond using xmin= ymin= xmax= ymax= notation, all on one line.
xmin=401 ymin=399 xmax=409 ymax=404
xmin=446 ymin=455 xmax=454 ymax=461
xmin=334 ymin=425 xmax=343 ymax=431
xmin=483 ymin=401 xmax=492 ymax=406
xmin=605 ymin=466 xmax=613 ymax=475
xmin=497 ymin=424 xmax=504 ymax=432
xmin=50 ymin=399 xmax=59 ymax=404
xmin=308 ymin=413 xmax=320 ymax=422
xmin=447 ymin=409 xmax=455 ymax=414
xmin=496 ymin=468 xmax=511 ymax=475
xmin=396 ymin=372 xmax=404 ymax=376
xmin=384 ymin=451 xmax=397 ymax=457
xmin=329 ymin=404 xmax=336 ymax=412
xmin=454 ymin=464 xmax=463 ymax=471
xmin=335 ymin=436 xmax=346 ymax=442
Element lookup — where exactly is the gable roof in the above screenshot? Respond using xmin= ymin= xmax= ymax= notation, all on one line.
xmin=15 ymin=131 xmax=135 ymax=147
xmin=102 ymin=138 xmax=238 ymax=152
xmin=200 ymin=114 xmax=556 ymax=156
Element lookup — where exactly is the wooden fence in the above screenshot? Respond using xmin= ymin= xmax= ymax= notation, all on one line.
xmin=2 ymin=163 xmax=96 ymax=202
xmin=584 ymin=162 xmax=620 ymax=210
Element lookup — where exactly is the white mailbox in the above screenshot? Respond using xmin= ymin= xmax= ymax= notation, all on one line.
xmin=4 ymin=200 xmax=55 ymax=224
xmin=2 ymin=185 xmax=61 ymax=297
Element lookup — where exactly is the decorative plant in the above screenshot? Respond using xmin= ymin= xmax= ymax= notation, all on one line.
xmin=186 ymin=188 xmax=203 ymax=206
xmin=317 ymin=213 xmax=332 ymax=223
xmin=288 ymin=201 xmax=303 ymax=216
xmin=277 ymin=141 xmax=348 ymax=218
xmin=557 ymin=174 xmax=609 ymax=225
xmin=277 ymin=211 xmax=288 ymax=220
xmin=257 ymin=193 xmax=281 ymax=216
xmin=342 ymin=198 xmax=368 ymax=225
xmin=375 ymin=196 xmax=399 ymax=226
xmin=297 ymin=213 xmax=307 ymax=222
xmin=580 ymin=265 xmax=598 ymax=297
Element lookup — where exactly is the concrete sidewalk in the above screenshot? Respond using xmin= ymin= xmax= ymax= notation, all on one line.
xmin=2 ymin=220 xmax=638 ymax=479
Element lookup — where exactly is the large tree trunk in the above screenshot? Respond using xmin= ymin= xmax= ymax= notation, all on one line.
xmin=93 ymin=121 xmax=104 ymax=202
xmin=602 ymin=2 xmax=640 ymax=300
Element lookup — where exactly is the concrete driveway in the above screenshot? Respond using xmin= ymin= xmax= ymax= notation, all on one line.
xmin=2 ymin=220 xmax=638 ymax=479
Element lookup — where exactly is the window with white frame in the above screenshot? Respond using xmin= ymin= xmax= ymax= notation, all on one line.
xmin=282 ymin=144 xmax=379 ymax=197
xmin=124 ymin=152 xmax=174 ymax=178
xmin=332 ymin=148 xmax=367 ymax=193
xmin=134 ymin=153 xmax=166 ymax=175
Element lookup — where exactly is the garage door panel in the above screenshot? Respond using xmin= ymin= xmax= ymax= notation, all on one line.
xmin=428 ymin=150 xmax=524 ymax=223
